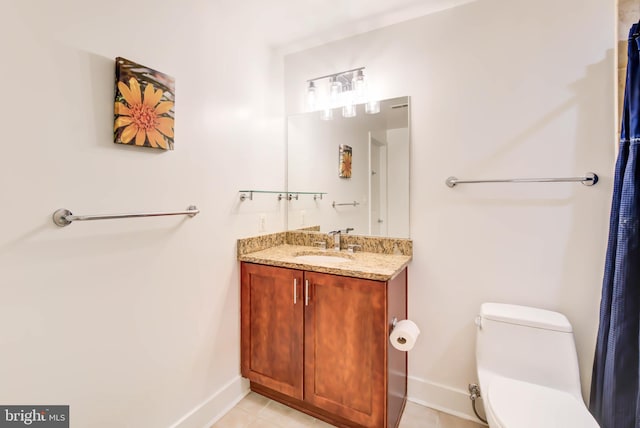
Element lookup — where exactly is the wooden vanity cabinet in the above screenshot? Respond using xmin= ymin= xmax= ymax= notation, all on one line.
xmin=240 ymin=263 xmax=304 ymax=399
xmin=241 ymin=262 xmax=408 ymax=428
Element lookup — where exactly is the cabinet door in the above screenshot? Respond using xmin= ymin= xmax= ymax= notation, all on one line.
xmin=241 ymin=263 xmax=304 ymax=399
xmin=304 ymin=271 xmax=386 ymax=427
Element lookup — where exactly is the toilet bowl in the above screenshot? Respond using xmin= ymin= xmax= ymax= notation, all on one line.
xmin=475 ymin=303 xmax=598 ymax=427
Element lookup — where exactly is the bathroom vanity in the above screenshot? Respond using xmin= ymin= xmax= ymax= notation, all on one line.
xmin=238 ymin=232 xmax=411 ymax=428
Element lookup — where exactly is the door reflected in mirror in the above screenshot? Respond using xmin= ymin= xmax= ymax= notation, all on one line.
xmin=287 ymin=96 xmax=410 ymax=238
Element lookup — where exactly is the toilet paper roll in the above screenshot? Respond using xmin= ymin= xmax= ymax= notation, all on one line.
xmin=390 ymin=319 xmax=420 ymax=351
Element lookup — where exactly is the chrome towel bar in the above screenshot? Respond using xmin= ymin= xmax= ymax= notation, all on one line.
xmin=332 ymin=201 xmax=360 ymax=208
xmin=445 ymin=172 xmax=598 ymax=188
xmin=52 ymin=205 xmax=199 ymax=227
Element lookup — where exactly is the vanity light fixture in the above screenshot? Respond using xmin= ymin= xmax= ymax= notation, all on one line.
xmin=306 ymin=67 xmax=378 ymax=119
xmin=307 ymin=81 xmax=317 ymax=110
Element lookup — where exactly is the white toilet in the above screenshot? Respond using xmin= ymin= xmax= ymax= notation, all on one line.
xmin=475 ymin=303 xmax=599 ymax=427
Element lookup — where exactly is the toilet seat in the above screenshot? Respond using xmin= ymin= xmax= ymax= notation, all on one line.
xmin=486 ymin=377 xmax=599 ymax=428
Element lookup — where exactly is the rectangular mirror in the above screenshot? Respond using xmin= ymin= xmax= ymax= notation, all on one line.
xmin=287 ymin=96 xmax=410 ymax=238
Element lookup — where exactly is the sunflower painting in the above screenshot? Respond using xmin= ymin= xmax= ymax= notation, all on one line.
xmin=114 ymin=57 xmax=175 ymax=150
xmin=339 ymin=145 xmax=352 ymax=178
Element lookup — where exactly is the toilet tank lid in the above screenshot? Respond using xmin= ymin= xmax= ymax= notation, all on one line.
xmin=480 ymin=303 xmax=572 ymax=333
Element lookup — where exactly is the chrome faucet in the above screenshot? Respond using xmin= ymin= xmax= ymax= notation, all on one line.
xmin=328 ymin=228 xmax=354 ymax=251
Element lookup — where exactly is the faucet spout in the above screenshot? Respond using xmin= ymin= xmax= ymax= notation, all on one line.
xmin=328 ymin=230 xmax=341 ymax=251
xmin=327 ymin=228 xmax=353 ymax=251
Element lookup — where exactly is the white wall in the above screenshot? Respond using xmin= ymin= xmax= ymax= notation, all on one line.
xmin=284 ymin=0 xmax=616 ymax=419
xmin=0 ymin=1 xmax=284 ymax=427
xmin=387 ymin=127 xmax=410 ymax=238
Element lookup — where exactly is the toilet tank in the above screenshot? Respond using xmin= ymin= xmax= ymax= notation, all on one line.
xmin=476 ymin=303 xmax=583 ymax=399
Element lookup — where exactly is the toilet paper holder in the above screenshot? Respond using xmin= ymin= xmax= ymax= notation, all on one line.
xmin=391 ymin=317 xmax=407 ymax=344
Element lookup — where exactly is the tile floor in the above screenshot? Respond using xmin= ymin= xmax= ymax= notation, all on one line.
xmin=211 ymin=392 xmax=484 ymax=428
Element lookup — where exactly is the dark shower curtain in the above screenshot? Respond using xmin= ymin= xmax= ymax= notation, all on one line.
xmin=590 ymin=23 xmax=640 ymax=428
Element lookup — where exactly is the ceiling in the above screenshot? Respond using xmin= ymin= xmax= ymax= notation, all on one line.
xmin=247 ymin=0 xmax=475 ymax=53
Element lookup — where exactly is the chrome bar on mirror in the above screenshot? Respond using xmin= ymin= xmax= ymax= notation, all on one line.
xmin=332 ymin=201 xmax=360 ymax=208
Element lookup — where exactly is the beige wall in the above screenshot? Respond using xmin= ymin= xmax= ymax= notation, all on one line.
xmin=618 ymin=0 xmax=640 ymax=120
xmin=285 ymin=0 xmax=616 ymax=420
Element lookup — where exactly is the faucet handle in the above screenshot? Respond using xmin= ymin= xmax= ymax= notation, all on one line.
xmin=347 ymin=244 xmax=361 ymax=253
xmin=313 ymin=241 xmax=327 ymax=250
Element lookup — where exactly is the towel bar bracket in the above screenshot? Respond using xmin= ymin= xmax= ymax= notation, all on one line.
xmin=52 ymin=209 xmax=73 ymax=227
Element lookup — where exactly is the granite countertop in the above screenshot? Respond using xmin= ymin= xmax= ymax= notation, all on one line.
xmin=238 ymin=244 xmax=411 ymax=281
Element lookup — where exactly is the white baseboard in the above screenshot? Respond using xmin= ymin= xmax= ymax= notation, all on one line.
xmin=171 ymin=375 xmax=482 ymax=428
xmin=407 ymin=376 xmax=486 ymax=425
xmin=170 ymin=376 xmax=250 ymax=428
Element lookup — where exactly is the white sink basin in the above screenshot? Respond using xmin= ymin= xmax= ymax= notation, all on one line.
xmin=294 ymin=254 xmax=351 ymax=264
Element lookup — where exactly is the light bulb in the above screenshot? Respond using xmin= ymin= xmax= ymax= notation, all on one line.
xmin=321 ymin=108 xmax=334 ymax=120
xmin=329 ymin=76 xmax=342 ymax=107
xmin=353 ymin=70 xmax=366 ymax=101
xmin=307 ymin=81 xmax=317 ymax=111
xmin=342 ymin=104 xmax=356 ymax=118
xmin=365 ymin=100 xmax=380 ymax=114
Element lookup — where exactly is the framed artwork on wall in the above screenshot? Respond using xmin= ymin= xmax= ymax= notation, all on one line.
xmin=339 ymin=144 xmax=352 ymax=178
xmin=114 ymin=57 xmax=175 ymax=150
